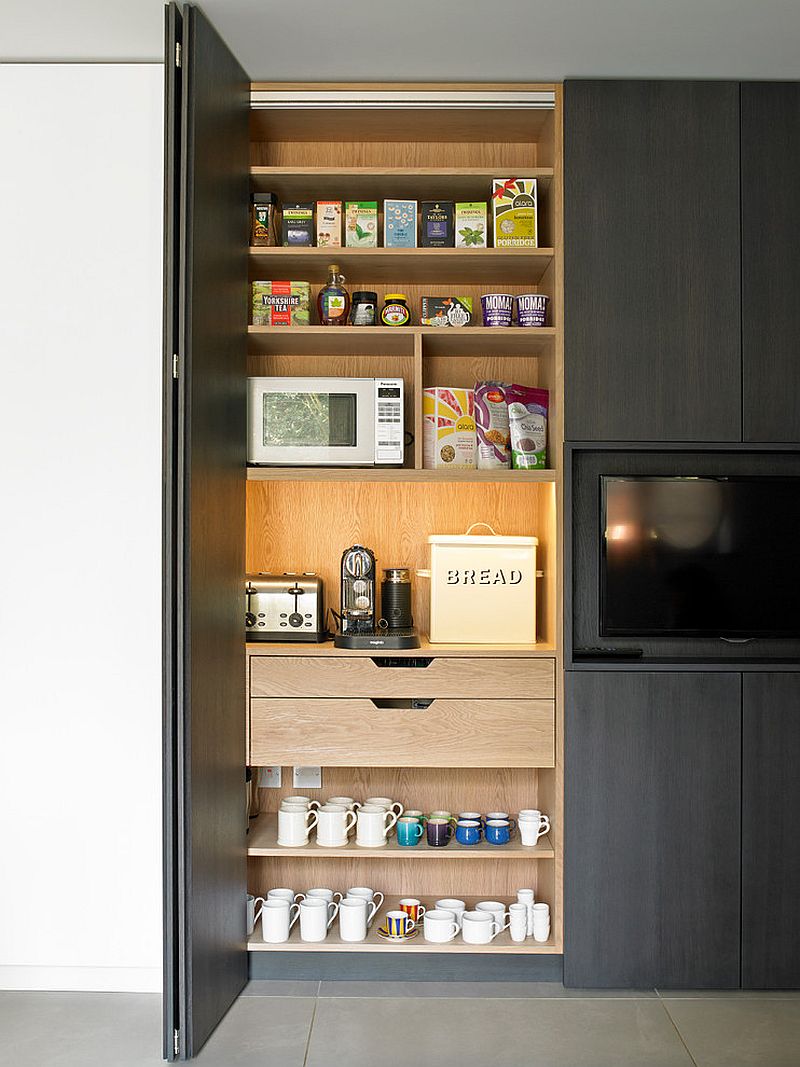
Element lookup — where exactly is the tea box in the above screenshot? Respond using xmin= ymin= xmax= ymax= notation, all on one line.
xmin=420 ymin=201 xmax=454 ymax=248
xmin=383 ymin=199 xmax=417 ymax=247
xmin=281 ymin=202 xmax=315 ymax=246
xmin=454 ymin=202 xmax=487 ymax=248
xmin=420 ymin=296 xmax=473 ymax=327
xmin=423 ymin=387 xmax=476 ymax=469
xmin=345 ymin=201 xmax=378 ymax=247
xmin=316 ymin=201 xmax=342 ymax=247
xmin=251 ymin=281 xmax=311 ymax=326
xmin=491 ymin=178 xmax=538 ymax=247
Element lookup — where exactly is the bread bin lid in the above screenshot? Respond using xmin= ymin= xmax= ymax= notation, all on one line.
xmin=428 ymin=522 xmax=537 ymax=548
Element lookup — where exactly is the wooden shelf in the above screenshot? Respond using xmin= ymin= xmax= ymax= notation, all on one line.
xmin=246 ymin=466 xmax=556 ymax=483
xmin=247 ymin=814 xmax=554 ymax=860
xmin=247 ymin=324 xmax=555 ymax=356
xmin=250 ymin=166 xmax=554 ymax=201
xmin=249 ymin=246 xmax=555 ymax=285
xmin=247 ymin=895 xmax=555 ymax=953
xmin=246 ymin=638 xmax=557 ymax=658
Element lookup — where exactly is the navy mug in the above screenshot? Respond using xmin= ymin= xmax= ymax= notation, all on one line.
xmin=484 ymin=819 xmax=512 ymax=845
xmin=455 ymin=819 xmax=482 ymax=846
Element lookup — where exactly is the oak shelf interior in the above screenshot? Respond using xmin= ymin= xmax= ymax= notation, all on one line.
xmin=246 ymin=466 xmax=557 ymax=483
xmin=245 ymin=638 xmax=557 ymax=657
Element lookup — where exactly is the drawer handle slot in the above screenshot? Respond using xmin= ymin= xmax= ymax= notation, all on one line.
xmin=370 ymin=657 xmax=433 ymax=669
xmin=369 ymin=698 xmax=434 ymax=710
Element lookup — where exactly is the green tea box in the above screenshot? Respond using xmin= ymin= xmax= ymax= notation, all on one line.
xmin=281 ymin=202 xmax=315 ymax=246
xmin=455 ymin=202 xmax=487 ymax=248
xmin=420 ymin=201 xmax=454 ymax=247
xmin=251 ymin=281 xmax=311 ymax=326
xmin=491 ymin=178 xmax=538 ymax=247
xmin=345 ymin=201 xmax=378 ymax=247
xmin=383 ymin=199 xmax=418 ymax=247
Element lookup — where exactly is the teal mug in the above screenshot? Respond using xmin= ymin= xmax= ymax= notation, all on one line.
xmin=397 ymin=817 xmax=425 ymax=846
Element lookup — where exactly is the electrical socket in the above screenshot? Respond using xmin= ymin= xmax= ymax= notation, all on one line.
xmin=258 ymin=766 xmax=282 ymax=788
xmin=292 ymin=766 xmax=322 ymax=789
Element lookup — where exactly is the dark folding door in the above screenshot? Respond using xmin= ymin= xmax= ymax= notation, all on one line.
xmin=163 ymin=3 xmax=250 ymax=1059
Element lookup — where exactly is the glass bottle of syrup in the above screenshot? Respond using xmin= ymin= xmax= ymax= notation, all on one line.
xmin=317 ymin=263 xmax=350 ymax=326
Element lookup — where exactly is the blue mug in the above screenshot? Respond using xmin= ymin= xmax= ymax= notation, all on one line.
xmin=485 ymin=819 xmax=512 ymax=845
xmin=455 ymin=819 xmax=482 ymax=846
xmin=397 ymin=817 xmax=424 ymax=846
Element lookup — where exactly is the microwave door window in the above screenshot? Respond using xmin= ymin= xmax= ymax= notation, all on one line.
xmin=262 ymin=392 xmax=357 ymax=448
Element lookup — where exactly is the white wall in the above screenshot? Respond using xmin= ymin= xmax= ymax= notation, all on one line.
xmin=0 ymin=65 xmax=163 ymax=992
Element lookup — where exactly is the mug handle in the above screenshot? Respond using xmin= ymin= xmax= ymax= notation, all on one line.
xmin=405 ymin=918 xmax=416 ymax=932
xmin=391 ymin=802 xmax=405 ymax=818
xmin=489 ymin=919 xmax=511 ymax=941
xmin=351 ymin=801 xmax=362 ymax=811
xmin=372 ymin=892 xmax=385 ymax=913
xmin=344 ymin=809 xmax=358 ymax=835
xmin=414 ymin=822 xmax=424 ymax=839
xmin=416 ymin=904 xmax=427 ymax=919
xmin=288 ymin=903 xmax=300 ymax=929
xmin=333 ymin=891 xmax=343 ymax=904
xmin=294 ymin=893 xmax=307 ymax=903
xmin=507 ymin=818 xmax=517 ymax=834
xmin=366 ymin=899 xmax=378 ymax=926
xmin=307 ymin=800 xmax=321 ymax=810
xmin=384 ymin=810 xmax=399 ymax=833
xmin=539 ymin=815 xmax=551 ymax=836
xmin=447 ymin=922 xmax=460 ymax=941
xmin=253 ymin=897 xmax=266 ymax=924
xmin=305 ymin=810 xmax=319 ymax=832
xmin=326 ymin=901 xmax=340 ymax=929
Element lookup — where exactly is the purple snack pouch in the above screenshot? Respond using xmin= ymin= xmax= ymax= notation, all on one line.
xmin=475 ymin=380 xmax=511 ymax=468
xmin=507 ymin=384 xmax=549 ymax=469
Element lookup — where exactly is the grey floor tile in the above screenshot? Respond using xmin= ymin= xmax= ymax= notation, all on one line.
xmin=305 ymin=997 xmax=694 ymax=1067
xmin=663 ymin=999 xmax=800 ymax=1067
xmin=658 ymin=988 xmax=800 ymax=1000
xmin=318 ymin=980 xmax=656 ymax=999
xmin=193 ymin=996 xmax=316 ymax=1066
xmin=241 ymin=979 xmax=321 ymax=997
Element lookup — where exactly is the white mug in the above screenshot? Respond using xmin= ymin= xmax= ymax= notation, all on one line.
xmin=435 ymin=898 xmax=466 ymax=928
xmin=518 ymin=810 xmax=550 ymax=844
xmin=261 ymin=899 xmax=299 ymax=944
xmin=316 ymin=804 xmax=357 ymax=847
xmin=532 ymin=902 xmax=551 ymax=943
xmin=247 ymin=894 xmax=265 ymax=936
xmin=338 ymin=897 xmax=375 ymax=942
xmin=356 ymin=805 xmax=398 ymax=847
xmin=475 ymin=901 xmax=509 ymax=930
xmin=281 ymin=795 xmax=321 ymax=810
xmin=364 ymin=797 xmax=404 ymax=818
xmin=516 ymin=889 xmax=535 ymax=936
xmin=277 ymin=806 xmax=318 ymax=846
xmin=423 ymin=909 xmax=460 ymax=944
xmin=267 ymin=887 xmax=299 ymax=904
xmin=327 ymin=796 xmax=361 ymax=810
xmin=508 ymin=903 xmax=528 ymax=943
xmin=297 ymin=887 xmax=343 ymax=905
xmin=346 ymin=887 xmax=384 ymax=925
xmin=299 ymin=897 xmax=339 ymax=942
xmin=461 ymin=911 xmax=510 ymax=944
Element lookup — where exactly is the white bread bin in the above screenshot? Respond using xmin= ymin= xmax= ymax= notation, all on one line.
xmin=421 ymin=523 xmax=538 ymax=644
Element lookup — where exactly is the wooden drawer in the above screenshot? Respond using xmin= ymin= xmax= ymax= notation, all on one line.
xmin=249 ymin=697 xmax=555 ymax=768
xmin=249 ymin=656 xmax=555 ymax=700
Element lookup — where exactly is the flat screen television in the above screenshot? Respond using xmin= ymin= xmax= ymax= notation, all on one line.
xmin=600 ymin=476 xmax=800 ymax=638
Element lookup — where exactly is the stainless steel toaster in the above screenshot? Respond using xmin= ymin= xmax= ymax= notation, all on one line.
xmin=245 ymin=573 xmax=325 ymax=642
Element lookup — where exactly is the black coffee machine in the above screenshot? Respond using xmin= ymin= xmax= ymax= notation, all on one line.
xmin=333 ymin=544 xmax=420 ymax=649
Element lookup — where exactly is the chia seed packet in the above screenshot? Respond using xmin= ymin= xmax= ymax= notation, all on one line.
xmin=507 ymin=384 xmax=549 ymax=469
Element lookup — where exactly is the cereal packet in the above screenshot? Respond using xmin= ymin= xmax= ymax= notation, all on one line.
xmin=474 ymin=380 xmax=511 ymax=468
xmin=507 ymin=385 xmax=549 ymax=469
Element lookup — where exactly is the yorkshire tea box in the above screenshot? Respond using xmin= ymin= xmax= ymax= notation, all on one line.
xmin=281 ymin=203 xmax=314 ymax=246
xmin=316 ymin=201 xmax=342 ymax=247
xmin=383 ymin=199 xmax=418 ymax=247
xmin=455 ymin=202 xmax=487 ymax=248
xmin=420 ymin=296 xmax=473 ymax=327
xmin=345 ymin=201 xmax=378 ymax=247
xmin=491 ymin=178 xmax=538 ymax=247
xmin=252 ymin=281 xmax=311 ymax=326
xmin=423 ymin=387 xmax=476 ymax=469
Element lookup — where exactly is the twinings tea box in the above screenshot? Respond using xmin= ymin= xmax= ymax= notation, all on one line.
xmin=420 ymin=296 xmax=473 ymax=327
xmin=281 ymin=202 xmax=314 ymax=246
xmin=383 ymin=199 xmax=417 ymax=248
xmin=251 ymin=281 xmax=311 ymax=326
xmin=492 ymin=179 xmax=538 ymax=247
xmin=455 ymin=202 xmax=487 ymax=248
xmin=423 ymin=387 xmax=476 ymax=469
xmin=316 ymin=201 xmax=342 ymax=247
xmin=345 ymin=201 xmax=378 ymax=247
xmin=420 ymin=201 xmax=454 ymax=247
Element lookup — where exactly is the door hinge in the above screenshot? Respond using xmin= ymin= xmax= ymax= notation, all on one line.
xmin=172 ymin=353 xmax=179 ymax=379
xmin=173 ymin=1029 xmax=180 ymax=1056
xmin=175 ymin=42 xmax=182 ymax=68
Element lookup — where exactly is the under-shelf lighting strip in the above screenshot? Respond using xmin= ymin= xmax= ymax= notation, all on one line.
xmin=250 ymin=90 xmax=555 ymax=110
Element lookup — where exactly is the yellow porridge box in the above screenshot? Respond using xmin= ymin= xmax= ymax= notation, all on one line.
xmin=492 ymin=178 xmax=538 ymax=247
xmin=423 ymin=387 xmax=476 ymax=469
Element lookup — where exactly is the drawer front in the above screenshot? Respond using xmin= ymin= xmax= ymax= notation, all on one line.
xmin=249 ymin=697 xmax=555 ymax=768
xmin=249 ymin=656 xmax=555 ymax=700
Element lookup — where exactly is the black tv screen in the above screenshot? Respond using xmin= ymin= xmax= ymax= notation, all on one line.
xmin=600 ymin=477 xmax=800 ymax=638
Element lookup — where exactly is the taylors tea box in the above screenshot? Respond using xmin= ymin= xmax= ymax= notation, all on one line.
xmin=316 ymin=201 xmax=342 ymax=247
xmin=491 ymin=178 xmax=538 ymax=247
xmin=455 ymin=202 xmax=487 ymax=248
xmin=252 ymin=281 xmax=311 ymax=326
xmin=345 ymin=201 xmax=378 ymax=247
xmin=423 ymin=387 xmax=476 ymax=470
xmin=420 ymin=296 xmax=473 ymax=327
xmin=282 ymin=202 xmax=315 ymax=246
xmin=420 ymin=201 xmax=454 ymax=247
xmin=383 ymin=199 xmax=417 ymax=247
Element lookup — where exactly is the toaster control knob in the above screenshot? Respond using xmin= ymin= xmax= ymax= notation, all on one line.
xmin=245 ymin=611 xmax=256 ymax=627
xmin=288 ymin=612 xmax=303 ymax=628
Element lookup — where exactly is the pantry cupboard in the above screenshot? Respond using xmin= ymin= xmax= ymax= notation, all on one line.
xmin=163 ymin=4 xmax=563 ymax=1060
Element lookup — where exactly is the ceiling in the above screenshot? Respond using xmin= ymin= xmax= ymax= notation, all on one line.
xmin=1 ymin=0 xmax=799 ymax=81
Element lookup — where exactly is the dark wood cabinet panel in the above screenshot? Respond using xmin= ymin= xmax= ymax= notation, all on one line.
xmin=741 ymin=83 xmax=800 ymax=443
xmin=564 ymin=80 xmax=741 ymax=442
xmin=564 ymin=671 xmax=741 ymax=988
xmin=742 ymin=674 xmax=800 ymax=988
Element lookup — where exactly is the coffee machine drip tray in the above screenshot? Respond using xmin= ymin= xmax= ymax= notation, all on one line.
xmin=333 ymin=628 xmax=420 ymax=650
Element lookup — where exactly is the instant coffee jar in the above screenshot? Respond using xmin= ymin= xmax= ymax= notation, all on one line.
xmin=381 ymin=568 xmax=413 ymax=629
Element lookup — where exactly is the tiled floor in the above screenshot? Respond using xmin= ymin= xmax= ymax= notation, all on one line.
xmin=1 ymin=984 xmax=799 ymax=1066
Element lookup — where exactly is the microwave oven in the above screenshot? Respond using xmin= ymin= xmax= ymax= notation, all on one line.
xmin=247 ymin=376 xmax=404 ymax=466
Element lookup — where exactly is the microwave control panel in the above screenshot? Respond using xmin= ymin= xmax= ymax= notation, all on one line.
xmin=374 ymin=379 xmax=404 ymax=465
